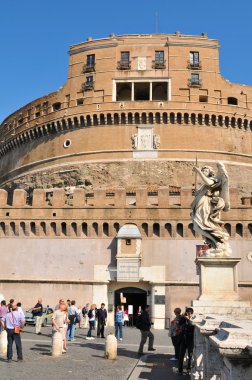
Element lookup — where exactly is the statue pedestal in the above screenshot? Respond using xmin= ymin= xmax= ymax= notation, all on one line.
xmin=192 ymin=257 xmax=250 ymax=315
xmin=196 ymin=257 xmax=241 ymax=301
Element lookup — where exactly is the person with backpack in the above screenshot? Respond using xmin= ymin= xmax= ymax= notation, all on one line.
xmin=67 ymin=300 xmax=77 ymax=341
xmin=136 ymin=305 xmax=156 ymax=356
xmin=169 ymin=307 xmax=183 ymax=361
xmin=96 ymin=303 xmax=107 ymax=338
xmin=86 ymin=304 xmax=96 ymax=340
xmin=178 ymin=307 xmax=195 ymax=375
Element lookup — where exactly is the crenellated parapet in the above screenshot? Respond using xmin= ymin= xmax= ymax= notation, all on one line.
xmin=0 ymin=187 xmax=251 ymax=239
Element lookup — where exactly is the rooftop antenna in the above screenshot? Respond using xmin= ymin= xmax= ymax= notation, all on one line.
xmin=155 ymin=12 xmax=159 ymax=33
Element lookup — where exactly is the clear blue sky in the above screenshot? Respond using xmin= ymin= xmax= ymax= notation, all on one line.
xmin=1 ymin=0 xmax=252 ymax=122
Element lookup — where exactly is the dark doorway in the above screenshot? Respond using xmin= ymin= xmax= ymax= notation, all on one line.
xmin=114 ymin=287 xmax=147 ymax=326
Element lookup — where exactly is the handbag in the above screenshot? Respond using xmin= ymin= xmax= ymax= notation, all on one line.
xmin=14 ymin=326 xmax=20 ymax=334
xmin=11 ymin=311 xmax=20 ymax=334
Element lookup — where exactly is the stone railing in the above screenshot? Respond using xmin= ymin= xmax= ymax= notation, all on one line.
xmin=192 ymin=315 xmax=252 ymax=380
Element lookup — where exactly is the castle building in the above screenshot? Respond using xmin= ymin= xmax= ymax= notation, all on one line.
xmin=0 ymin=33 xmax=251 ymax=328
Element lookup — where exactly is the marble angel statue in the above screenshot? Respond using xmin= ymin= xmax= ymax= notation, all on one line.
xmin=191 ymin=162 xmax=232 ymax=257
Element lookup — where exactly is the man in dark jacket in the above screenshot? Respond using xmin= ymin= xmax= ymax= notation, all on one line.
xmin=178 ymin=307 xmax=195 ymax=375
xmin=96 ymin=303 xmax=107 ymax=338
xmin=137 ymin=305 xmax=156 ymax=356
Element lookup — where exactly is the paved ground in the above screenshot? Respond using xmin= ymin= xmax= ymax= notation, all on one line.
xmin=0 ymin=325 xmax=190 ymax=380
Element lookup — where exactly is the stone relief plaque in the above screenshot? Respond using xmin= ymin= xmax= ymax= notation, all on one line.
xmin=138 ymin=57 xmax=147 ymax=71
xmin=131 ymin=125 xmax=160 ymax=151
xmin=137 ymin=126 xmax=153 ymax=150
xmin=132 ymin=125 xmax=159 ymax=158
xmin=117 ymin=259 xmax=140 ymax=282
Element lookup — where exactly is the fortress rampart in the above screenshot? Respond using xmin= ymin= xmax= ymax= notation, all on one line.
xmin=0 ymin=187 xmax=251 ymax=239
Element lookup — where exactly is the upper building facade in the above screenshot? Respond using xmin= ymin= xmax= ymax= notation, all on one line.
xmin=0 ymin=33 xmax=251 ymax=327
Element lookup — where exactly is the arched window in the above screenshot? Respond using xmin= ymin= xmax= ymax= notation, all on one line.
xmin=211 ymin=115 xmax=216 ymax=126
xmin=80 ymin=116 xmax=85 ymax=127
xmin=184 ymin=113 xmax=189 ymax=124
xmin=142 ymin=223 xmax=148 ymax=237
xmin=107 ymin=114 xmax=112 ymax=125
xmin=231 ymin=117 xmax=236 ymax=128
xmin=86 ymin=115 xmax=91 ymax=127
xmin=244 ymin=119 xmax=248 ymax=130
xmin=170 ymin=112 xmax=175 ymax=124
xmin=100 ymin=114 xmax=105 ymax=125
xmin=114 ymin=223 xmax=120 ymax=234
xmin=73 ymin=117 xmax=79 ymax=128
xmin=114 ymin=113 xmax=119 ymax=125
xmin=50 ymin=222 xmax=56 ymax=236
xmin=92 ymin=222 xmax=98 ymax=236
xmin=20 ymin=222 xmax=26 ymax=236
xmin=82 ymin=222 xmax=88 ymax=236
xmin=224 ymin=223 xmax=231 ymax=236
xmin=103 ymin=222 xmax=109 ymax=237
xmin=128 ymin=113 xmax=133 ymax=124
xmin=237 ymin=118 xmax=242 ymax=129
xmin=153 ymin=223 xmax=160 ymax=237
xmin=71 ymin=222 xmax=77 ymax=236
xmin=198 ymin=114 xmax=203 ymax=125
xmin=10 ymin=222 xmax=16 ymax=236
xmin=176 ymin=223 xmax=183 ymax=237
xmin=142 ymin=113 xmax=147 ymax=124
xmin=155 ymin=113 xmax=161 ymax=124
xmin=227 ymin=97 xmax=238 ymax=105
xmin=191 ymin=113 xmax=196 ymax=125
xmin=93 ymin=114 xmax=98 ymax=126
xmin=52 ymin=102 xmax=61 ymax=111
xmin=30 ymin=222 xmax=36 ymax=236
xmin=218 ymin=115 xmax=223 ymax=126
xmin=135 ymin=113 xmax=140 ymax=124
xmin=188 ymin=223 xmax=195 ymax=237
xmin=163 ymin=112 xmax=168 ymax=124
xmin=0 ymin=222 xmax=6 ymax=236
xmin=121 ymin=113 xmax=126 ymax=124
xmin=148 ymin=113 xmax=153 ymax=124
xmin=236 ymin=223 xmax=243 ymax=237
xmin=165 ymin=223 xmax=172 ymax=237
xmin=248 ymin=223 xmax=252 ymax=236
xmin=204 ymin=114 xmax=210 ymax=126
xmin=177 ymin=113 xmax=182 ymax=124
xmin=40 ymin=222 xmax=46 ymax=236
xmin=225 ymin=116 xmax=229 ymax=128
xmin=61 ymin=222 xmax=66 ymax=236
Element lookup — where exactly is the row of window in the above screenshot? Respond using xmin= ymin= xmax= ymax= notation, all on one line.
xmin=82 ymin=51 xmax=201 ymax=91
xmin=0 ymin=221 xmax=251 ymax=238
xmin=83 ymin=51 xmax=200 ymax=71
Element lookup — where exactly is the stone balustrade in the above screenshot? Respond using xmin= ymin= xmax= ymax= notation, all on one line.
xmin=192 ymin=315 xmax=252 ymax=380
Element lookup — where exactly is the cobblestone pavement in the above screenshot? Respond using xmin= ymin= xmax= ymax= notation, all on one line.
xmin=0 ymin=325 xmax=190 ymax=380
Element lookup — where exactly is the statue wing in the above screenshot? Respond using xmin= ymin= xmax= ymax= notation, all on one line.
xmin=217 ymin=161 xmax=230 ymax=211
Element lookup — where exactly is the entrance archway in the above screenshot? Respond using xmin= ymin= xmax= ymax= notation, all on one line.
xmin=114 ymin=287 xmax=147 ymax=325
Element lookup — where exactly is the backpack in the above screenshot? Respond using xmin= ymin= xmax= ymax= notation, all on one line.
xmin=82 ymin=307 xmax=87 ymax=316
xmin=135 ymin=314 xmax=143 ymax=330
xmin=88 ymin=309 xmax=93 ymax=319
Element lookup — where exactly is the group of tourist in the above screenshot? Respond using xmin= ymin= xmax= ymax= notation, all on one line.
xmin=169 ymin=307 xmax=195 ymax=375
xmin=0 ymin=297 xmax=194 ymax=375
